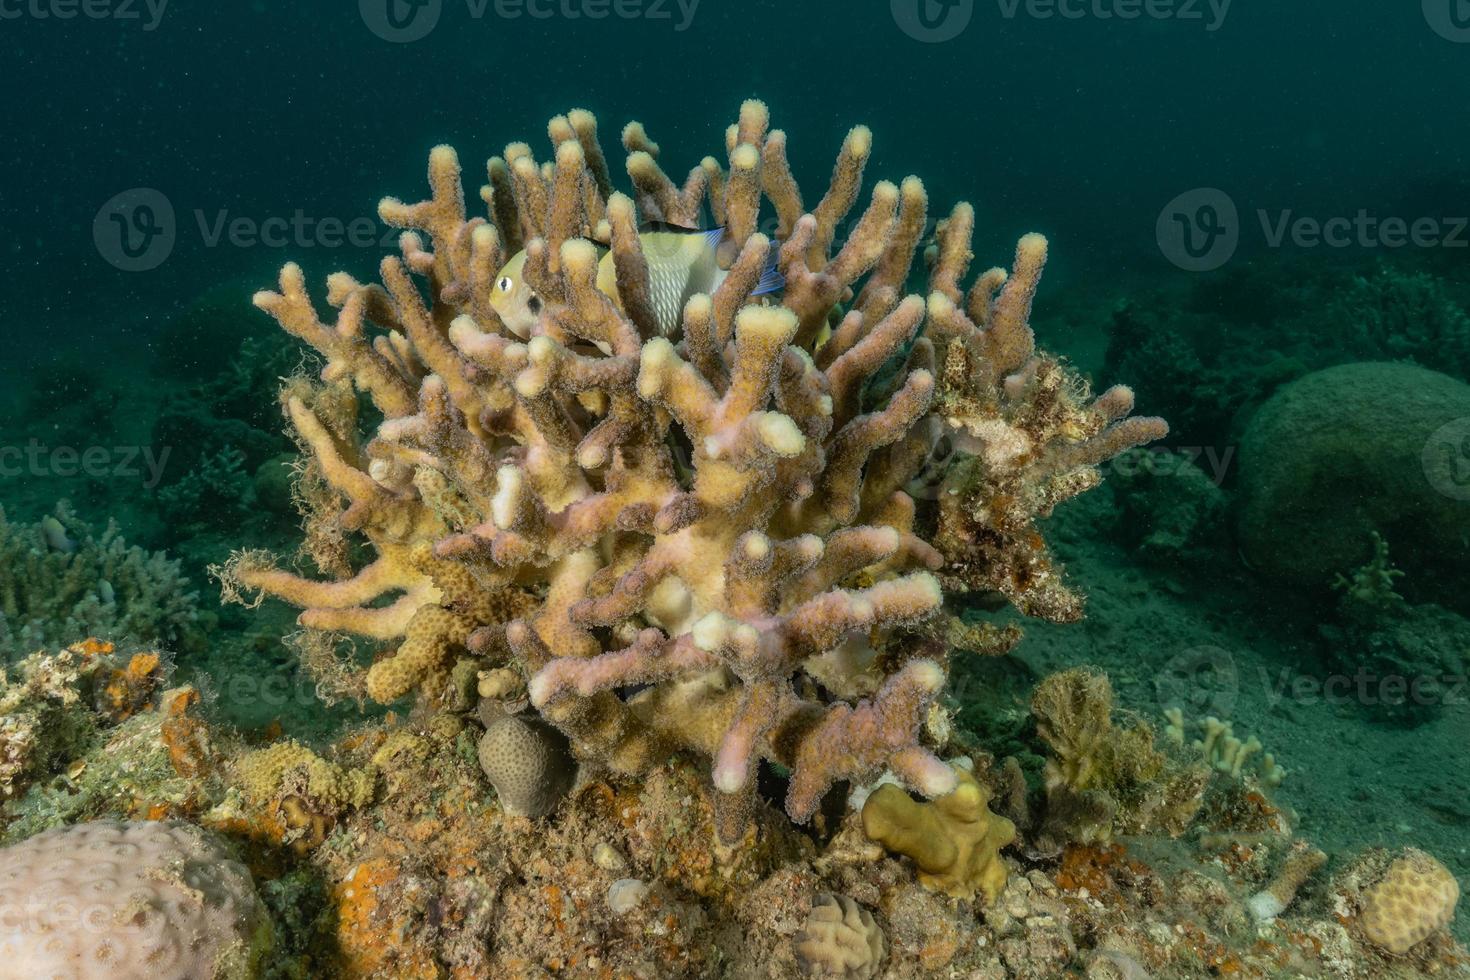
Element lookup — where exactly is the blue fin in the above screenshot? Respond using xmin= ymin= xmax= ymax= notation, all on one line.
xmin=752 ymin=240 xmax=785 ymax=296
xmin=697 ymin=227 xmax=725 ymax=252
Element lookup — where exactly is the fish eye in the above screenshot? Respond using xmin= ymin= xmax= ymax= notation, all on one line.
xmin=497 ymin=276 xmax=513 ymax=293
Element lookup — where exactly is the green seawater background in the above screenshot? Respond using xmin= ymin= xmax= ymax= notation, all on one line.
xmin=2 ymin=0 xmax=1469 ymax=939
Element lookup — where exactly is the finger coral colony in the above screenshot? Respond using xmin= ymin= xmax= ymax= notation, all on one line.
xmin=2 ymin=101 xmax=1463 ymax=978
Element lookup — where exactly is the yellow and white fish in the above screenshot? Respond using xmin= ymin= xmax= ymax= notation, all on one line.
xmin=489 ymin=227 xmax=783 ymax=339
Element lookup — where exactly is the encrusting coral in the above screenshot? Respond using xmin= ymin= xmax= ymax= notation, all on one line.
xmin=217 ymin=99 xmax=1167 ymax=848
xmin=860 ymin=764 xmax=1015 ymax=903
xmin=1358 ymin=848 xmax=1461 ymax=955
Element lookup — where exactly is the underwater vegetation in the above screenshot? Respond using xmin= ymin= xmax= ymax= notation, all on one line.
xmin=0 ymin=101 xmax=1465 ymax=979
xmin=0 ymin=503 xmax=206 ymax=662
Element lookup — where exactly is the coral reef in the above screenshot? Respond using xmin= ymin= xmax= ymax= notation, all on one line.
xmin=2 ymin=641 xmax=1467 ymax=978
xmin=218 ymin=100 xmax=1166 ymax=848
xmin=0 ymin=503 xmax=205 ymax=661
xmin=0 ymin=819 xmax=270 ymax=979
xmin=1238 ymin=362 xmax=1470 ymax=589
xmin=860 ymin=764 xmax=1015 ymax=903
xmin=1358 ymin=848 xmax=1461 ymax=955
xmin=794 ymin=892 xmax=886 ymax=978
xmin=0 ymin=100 xmax=1455 ymax=980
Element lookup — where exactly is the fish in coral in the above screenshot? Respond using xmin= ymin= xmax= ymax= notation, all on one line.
xmin=490 ymin=226 xmax=782 ymax=338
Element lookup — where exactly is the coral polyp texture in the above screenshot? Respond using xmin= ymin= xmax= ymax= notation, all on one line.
xmin=1360 ymin=849 xmax=1461 ymax=955
xmin=217 ymin=98 xmax=1167 ymax=847
xmin=0 ymin=819 xmax=269 ymax=979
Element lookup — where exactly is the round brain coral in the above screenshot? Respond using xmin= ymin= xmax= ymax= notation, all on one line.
xmin=1360 ymin=848 xmax=1461 ymax=955
xmin=477 ymin=711 xmax=578 ymax=817
xmin=0 ymin=820 xmax=270 ymax=979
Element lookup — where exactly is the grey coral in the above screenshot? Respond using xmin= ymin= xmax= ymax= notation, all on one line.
xmin=477 ymin=709 xmax=577 ymax=818
xmin=0 ymin=503 xmax=203 ymax=661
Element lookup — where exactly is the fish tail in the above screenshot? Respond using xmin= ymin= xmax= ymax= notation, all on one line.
xmin=752 ymin=240 xmax=785 ymax=296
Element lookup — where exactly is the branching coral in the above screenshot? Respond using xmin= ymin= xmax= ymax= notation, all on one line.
xmin=925 ymin=232 xmax=1168 ymax=622
xmin=219 ymin=100 xmax=1164 ymax=845
xmin=1 ymin=503 xmax=204 ymax=661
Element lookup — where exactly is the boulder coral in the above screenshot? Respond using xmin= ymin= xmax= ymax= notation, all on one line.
xmin=1237 ymin=361 xmax=1470 ymax=589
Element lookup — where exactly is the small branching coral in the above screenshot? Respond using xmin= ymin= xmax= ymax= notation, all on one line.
xmin=218 ymin=100 xmax=1164 ymax=845
xmin=1 ymin=503 xmax=204 ymax=662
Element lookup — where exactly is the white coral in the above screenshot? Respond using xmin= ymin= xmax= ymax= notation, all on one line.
xmin=0 ymin=820 xmax=269 ymax=979
xmin=794 ymin=893 xmax=885 ymax=979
